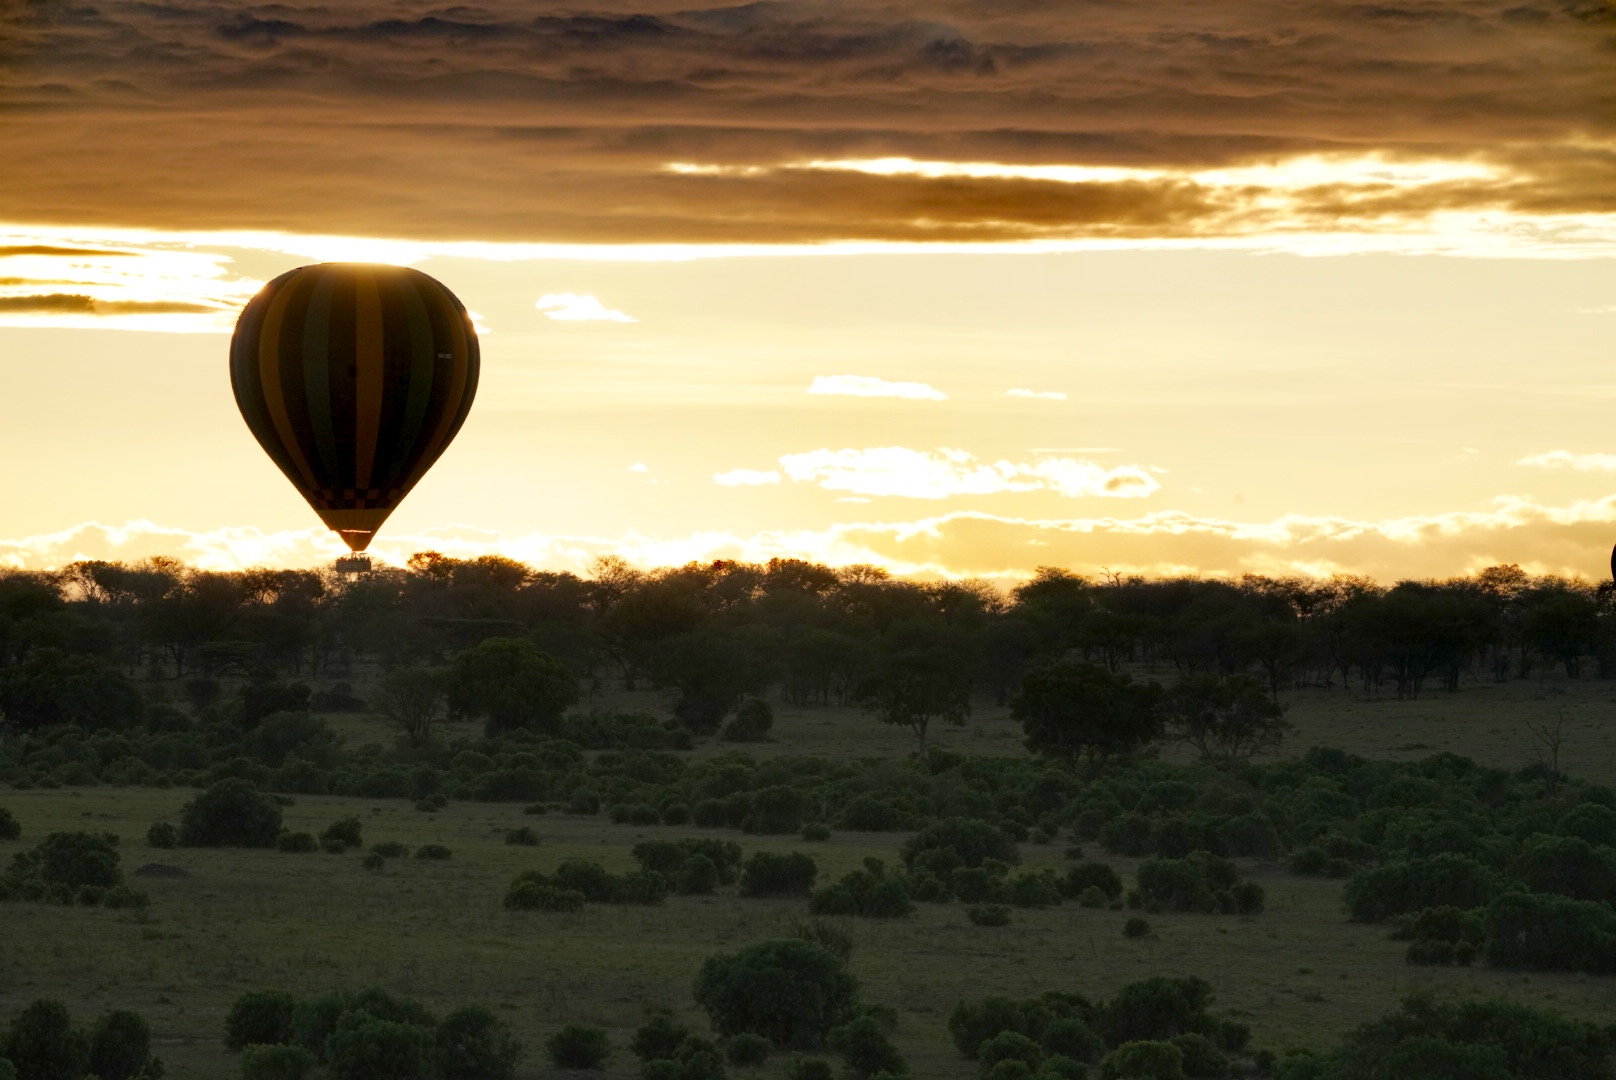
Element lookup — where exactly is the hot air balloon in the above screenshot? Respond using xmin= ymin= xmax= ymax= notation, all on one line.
xmin=230 ymin=264 xmax=479 ymax=557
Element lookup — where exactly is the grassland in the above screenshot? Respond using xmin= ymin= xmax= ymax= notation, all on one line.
xmin=4 ymin=673 xmax=1616 ymax=1078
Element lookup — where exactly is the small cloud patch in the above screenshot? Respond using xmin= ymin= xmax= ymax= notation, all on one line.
xmin=1006 ymin=388 xmax=1067 ymax=401
xmin=626 ymin=462 xmax=649 ymax=473
xmin=535 ymin=293 xmax=637 ymax=322
xmin=713 ymin=468 xmax=782 ymax=486
xmin=1517 ymin=450 xmax=1616 ymax=472
xmin=776 ymin=446 xmax=1160 ymax=500
xmin=808 ymin=374 xmax=947 ymax=401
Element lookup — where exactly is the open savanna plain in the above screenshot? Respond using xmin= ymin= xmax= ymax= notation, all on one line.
xmin=4 ymin=675 xmax=1616 ymax=1079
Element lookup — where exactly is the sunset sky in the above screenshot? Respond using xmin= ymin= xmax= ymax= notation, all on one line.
xmin=1 ymin=0 xmax=1612 ymax=581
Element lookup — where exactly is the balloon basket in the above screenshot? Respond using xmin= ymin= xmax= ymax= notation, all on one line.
xmin=334 ymin=555 xmax=372 ymax=574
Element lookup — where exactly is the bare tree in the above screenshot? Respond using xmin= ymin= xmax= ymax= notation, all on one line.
xmin=1524 ymin=714 xmax=1567 ymax=797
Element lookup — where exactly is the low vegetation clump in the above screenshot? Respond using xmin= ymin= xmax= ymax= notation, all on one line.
xmin=1 ymin=998 xmax=163 ymax=1080
xmin=949 ymin=976 xmax=1255 ymax=1079
xmin=545 ymin=1024 xmax=611 ymax=1070
xmin=1274 ymin=993 xmax=1614 ymax=1080
xmin=143 ymin=821 xmax=176 ymax=848
xmin=1135 ymin=852 xmax=1265 ymax=915
xmin=504 ymin=858 xmax=667 ymax=909
xmin=694 ymin=939 xmax=861 ymax=1049
xmin=319 ymin=816 xmax=362 ymax=851
xmin=0 ymin=830 xmax=146 ymax=907
xmin=0 ymin=806 xmax=20 ymax=841
xmin=277 ymin=831 xmax=318 ymax=853
xmin=414 ymin=844 xmax=452 ymax=860
xmin=503 ymin=826 xmax=538 ymax=846
xmin=738 ymin=851 xmax=819 ymax=898
xmin=809 ymin=860 xmax=915 ymax=918
xmin=219 ymin=987 xmax=522 ymax=1080
xmin=178 ymin=779 xmax=283 ymax=847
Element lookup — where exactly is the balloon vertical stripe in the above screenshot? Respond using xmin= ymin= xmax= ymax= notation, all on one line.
xmin=230 ymin=263 xmax=480 ymax=552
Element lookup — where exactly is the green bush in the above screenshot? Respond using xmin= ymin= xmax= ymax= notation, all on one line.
xmin=277 ymin=832 xmax=317 ymax=853
xmin=785 ymin=1058 xmax=834 ymax=1080
xmin=1287 ymin=846 xmax=1327 ymax=875
xmin=743 ymin=787 xmax=808 ymax=835
xmin=241 ymin=1043 xmax=317 ymax=1080
xmin=1123 ymin=917 xmax=1151 ymax=939
xmin=980 ymin=1030 xmax=1043 ymax=1073
xmin=801 ymin=824 xmax=831 ymax=842
xmin=1099 ymin=1040 xmax=1183 ymax=1080
xmin=545 ymin=1024 xmax=610 ymax=1070
xmin=87 ymin=1010 xmax=151 ymax=1080
xmin=327 ymin=1018 xmax=430 ymax=1080
xmin=679 ymin=854 xmax=720 ymax=895
xmin=432 ymin=1005 xmax=522 ymax=1080
xmin=789 ymin=919 xmax=854 ymax=962
xmin=2 ymin=1000 xmax=89 ymax=1080
xmin=4 ymin=830 xmax=123 ymax=896
xmin=722 ymin=698 xmax=774 ymax=743
xmin=503 ymin=879 xmax=585 ymax=912
xmin=739 ymin=852 xmax=818 ymax=897
xmin=226 ymin=991 xmax=298 ymax=1050
xmin=1483 ymin=891 xmax=1616 ymax=973
xmin=180 ymin=780 xmax=283 ymax=848
xmin=901 ymin=819 xmax=1019 ymax=870
xmin=1343 ymin=854 xmax=1500 ymax=922
xmin=1063 ymin=862 xmax=1123 ymax=902
xmin=1040 ymin=1018 xmax=1103 ymax=1063
xmin=630 ymin=1015 xmax=692 ymax=1062
xmin=1102 ymin=977 xmax=1212 ymax=1046
xmin=320 ymin=817 xmax=363 ymax=851
xmin=693 ymin=939 xmax=859 ymax=1049
xmin=504 ymin=827 xmax=538 ymax=847
xmin=968 ymin=904 xmax=1012 ymax=927
xmin=828 ymin=1017 xmax=906 ymax=1079
xmin=144 ymin=822 xmax=175 ymax=849
xmin=725 ymin=1032 xmax=771 ymax=1067
xmin=414 ymin=844 xmax=452 ymax=860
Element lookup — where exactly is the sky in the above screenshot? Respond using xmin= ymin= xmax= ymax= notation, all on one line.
xmin=0 ymin=0 xmax=1613 ymax=582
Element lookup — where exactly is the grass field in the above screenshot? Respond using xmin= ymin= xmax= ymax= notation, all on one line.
xmin=4 ymin=673 xmax=1616 ymax=1078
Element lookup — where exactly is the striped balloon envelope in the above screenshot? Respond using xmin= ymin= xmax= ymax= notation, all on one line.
xmin=230 ymin=264 xmax=479 ymax=552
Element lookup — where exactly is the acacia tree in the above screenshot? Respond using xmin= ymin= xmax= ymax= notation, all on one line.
xmin=448 ymin=637 xmax=578 ymax=736
xmin=373 ymin=666 xmax=449 ymax=747
xmin=1014 ymin=659 xmax=1163 ymax=766
xmin=1163 ymin=672 xmax=1293 ymax=764
xmin=855 ymin=621 xmax=972 ymax=752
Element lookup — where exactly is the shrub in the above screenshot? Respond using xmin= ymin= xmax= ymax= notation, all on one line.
xmin=1287 ymin=846 xmax=1327 ymax=875
xmin=739 ymin=852 xmax=818 ymax=897
xmin=1101 ymin=814 xmax=1153 ymax=857
xmin=241 ymin=1043 xmax=317 ymax=1080
xmin=810 ymin=868 xmax=914 ymax=919
xmin=504 ymin=827 xmax=538 ymax=847
xmin=552 ymin=859 xmax=620 ymax=901
xmin=786 ymin=1058 xmax=834 ymax=1080
xmin=1230 ymin=881 xmax=1265 ymax=916
xmin=277 ymin=832 xmax=317 ymax=853
xmin=1168 ymin=1033 xmax=1226 ymax=1079
xmin=679 ymin=854 xmax=720 ymax=895
xmin=503 ymin=880 xmax=586 ymax=912
xmin=828 ymin=1017 xmax=906 ymax=1079
xmin=2 ymin=1000 xmax=89 ymax=1080
xmin=693 ymin=939 xmax=860 ymax=1049
xmin=371 ymin=842 xmax=409 ymax=858
xmin=901 ymin=818 xmax=1018 ymax=870
xmin=321 ymin=835 xmax=348 ymax=855
xmin=1135 ymin=857 xmax=1218 ymax=913
xmin=144 ymin=822 xmax=176 ymax=849
xmin=1041 ymin=1018 xmax=1103 ymax=1063
xmin=722 ymin=698 xmax=774 ymax=743
xmin=1007 ymin=871 xmax=1062 ymax=908
xmin=567 ymin=788 xmax=601 ymax=815
xmin=726 ymin=1032 xmax=771 ymax=1067
xmin=88 ymin=1010 xmax=151 ymax=1080
xmin=621 ymin=870 xmax=671 ymax=905
xmin=1219 ymin=814 xmax=1282 ymax=860
xmin=179 ymin=780 xmax=283 ymax=848
xmin=361 ymin=852 xmax=385 ymax=871
xmin=980 ymin=1031 xmax=1043 ymax=1073
xmin=321 ymin=817 xmax=363 ymax=851
xmin=1123 ymin=917 xmax=1151 ymax=939
xmin=743 ymin=787 xmax=808 ymax=835
xmin=802 ymin=824 xmax=831 ymax=842
xmin=545 ymin=1025 xmax=610 ymax=1070
xmin=1406 ymin=939 xmax=1456 ymax=965
xmin=6 ymin=830 xmax=122 ymax=892
xmin=327 ymin=1018 xmax=431 ymax=1080
xmin=1102 ymin=977 xmax=1212 ymax=1045
xmin=1064 ymin=862 xmax=1123 ymax=902
xmin=226 ymin=990 xmax=298 ymax=1050
xmin=1343 ymin=854 xmax=1500 ymax=922
xmin=630 ymin=1015 xmax=692 ymax=1062
xmin=948 ymin=998 xmax=1035 ymax=1059
xmin=968 ymin=904 xmax=1012 ymax=927
xmin=1483 ymin=891 xmax=1616 ymax=973
xmin=433 ymin=1005 xmax=522 ymax=1080
xmin=1512 ymin=833 xmax=1616 ymax=902
xmin=415 ymin=844 xmax=452 ymax=860
xmin=1099 ymin=1040 xmax=1183 ymax=1080
xmin=1558 ymin=802 xmax=1616 ymax=847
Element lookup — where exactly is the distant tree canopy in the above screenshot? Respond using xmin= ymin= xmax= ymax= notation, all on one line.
xmin=1 ymin=556 xmax=1613 ymax=747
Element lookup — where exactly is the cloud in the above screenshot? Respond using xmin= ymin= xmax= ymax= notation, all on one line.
xmin=808 ymin=375 xmax=948 ymax=401
xmin=535 ymin=293 xmax=636 ymax=322
xmin=626 ymin=462 xmax=649 ymax=473
xmin=713 ymin=468 xmax=782 ymax=486
xmin=2 ymin=1 xmax=1610 ymax=252
xmin=8 ymin=492 xmax=1616 ymax=583
xmin=776 ymin=447 xmax=1160 ymax=500
xmin=1006 ymin=388 xmax=1067 ymax=401
xmin=1518 ymin=450 xmax=1616 ymax=472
